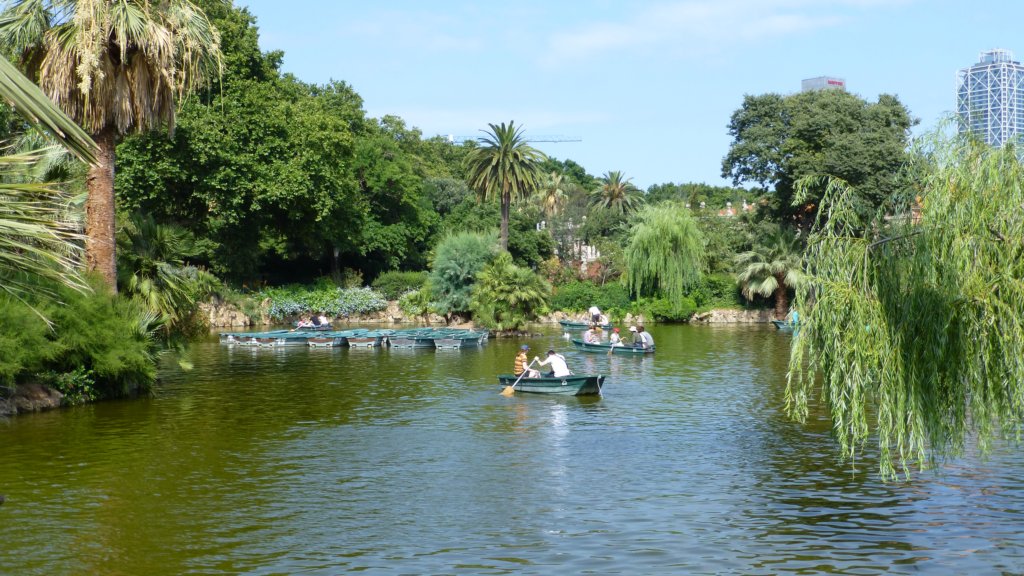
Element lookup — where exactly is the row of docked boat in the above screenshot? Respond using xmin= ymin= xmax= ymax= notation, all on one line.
xmin=219 ymin=327 xmax=489 ymax=349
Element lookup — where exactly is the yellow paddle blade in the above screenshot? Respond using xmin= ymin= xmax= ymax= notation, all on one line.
xmin=500 ymin=386 xmax=516 ymax=396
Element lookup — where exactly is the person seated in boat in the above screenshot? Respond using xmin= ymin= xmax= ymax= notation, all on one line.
xmin=609 ymin=327 xmax=622 ymax=345
xmin=593 ymin=325 xmax=605 ymax=341
xmin=582 ymin=324 xmax=599 ymax=343
xmin=535 ymin=349 xmax=571 ymax=378
xmin=598 ymin=313 xmax=609 ymax=326
xmin=310 ymin=314 xmax=322 ymax=327
xmin=514 ymin=344 xmax=540 ymax=378
xmin=588 ymin=305 xmax=602 ymax=324
xmin=635 ymin=325 xmax=655 ymax=349
xmin=317 ymin=313 xmax=330 ymax=327
xmin=293 ymin=315 xmax=314 ymax=330
xmin=785 ymin=308 xmax=799 ymax=326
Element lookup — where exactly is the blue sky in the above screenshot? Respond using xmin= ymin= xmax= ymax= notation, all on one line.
xmin=237 ymin=0 xmax=1023 ymax=189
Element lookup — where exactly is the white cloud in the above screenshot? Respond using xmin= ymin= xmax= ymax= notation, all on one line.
xmin=541 ymin=0 xmax=905 ymax=66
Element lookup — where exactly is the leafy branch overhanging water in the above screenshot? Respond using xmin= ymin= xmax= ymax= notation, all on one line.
xmin=787 ymin=134 xmax=1024 ymax=480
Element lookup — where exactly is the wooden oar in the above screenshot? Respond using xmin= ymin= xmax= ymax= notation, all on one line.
xmin=501 ymin=359 xmax=536 ymax=396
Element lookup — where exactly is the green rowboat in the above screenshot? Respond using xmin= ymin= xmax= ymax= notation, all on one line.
xmin=497 ymin=374 xmax=604 ymax=396
xmin=571 ymin=339 xmax=654 ymax=355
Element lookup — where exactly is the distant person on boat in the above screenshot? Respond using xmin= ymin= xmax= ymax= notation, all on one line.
xmin=317 ymin=313 xmax=330 ymax=326
xmin=588 ymin=305 xmax=602 ymax=324
xmin=785 ymin=308 xmax=799 ymax=326
xmin=514 ymin=344 xmax=540 ymax=378
xmin=628 ymin=325 xmax=639 ymax=344
xmin=535 ymin=349 xmax=571 ymax=377
xmin=583 ymin=324 xmax=600 ymax=343
xmin=310 ymin=314 xmax=322 ymax=327
xmin=293 ymin=315 xmax=314 ymax=330
xmin=609 ymin=327 xmax=622 ymax=345
xmin=635 ymin=326 xmax=655 ymax=349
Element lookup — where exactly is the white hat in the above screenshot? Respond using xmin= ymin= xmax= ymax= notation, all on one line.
xmin=628 ymin=326 xmax=637 ymax=332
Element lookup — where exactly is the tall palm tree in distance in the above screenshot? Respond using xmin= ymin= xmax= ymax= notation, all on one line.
xmin=464 ymin=121 xmax=546 ymax=251
xmin=0 ymin=0 xmax=223 ymax=291
xmin=590 ymin=170 xmax=644 ymax=215
xmin=535 ymin=171 xmax=568 ymax=220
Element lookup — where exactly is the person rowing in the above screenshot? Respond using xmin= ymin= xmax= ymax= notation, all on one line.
xmin=535 ymin=349 xmax=572 ymax=377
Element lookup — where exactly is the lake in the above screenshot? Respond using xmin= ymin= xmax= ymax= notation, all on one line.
xmin=1 ymin=324 xmax=1022 ymax=574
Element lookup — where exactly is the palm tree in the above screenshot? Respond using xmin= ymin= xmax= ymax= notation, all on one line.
xmin=590 ymin=170 xmax=644 ymax=215
xmin=0 ymin=0 xmax=223 ymax=291
xmin=535 ymin=171 xmax=567 ymax=219
xmin=735 ymin=225 xmax=805 ymax=319
xmin=464 ymin=121 xmax=546 ymax=251
xmin=0 ymin=53 xmax=96 ymax=302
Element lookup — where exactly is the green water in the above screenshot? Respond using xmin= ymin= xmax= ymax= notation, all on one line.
xmin=2 ymin=324 xmax=1023 ymax=574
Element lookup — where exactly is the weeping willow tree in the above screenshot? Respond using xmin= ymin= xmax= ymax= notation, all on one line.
xmin=787 ymin=134 xmax=1024 ymax=479
xmin=623 ymin=202 xmax=705 ymax=307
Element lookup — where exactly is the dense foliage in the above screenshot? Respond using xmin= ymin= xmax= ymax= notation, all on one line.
xmin=0 ymin=280 xmax=158 ymax=398
xmin=371 ymin=270 xmax=428 ymax=300
xmin=623 ymin=203 xmax=705 ymax=308
xmin=722 ymin=89 xmax=915 ymax=228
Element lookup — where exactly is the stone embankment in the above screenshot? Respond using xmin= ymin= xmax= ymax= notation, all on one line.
xmin=691 ymin=309 xmax=775 ymax=323
xmin=0 ymin=384 xmax=63 ymax=417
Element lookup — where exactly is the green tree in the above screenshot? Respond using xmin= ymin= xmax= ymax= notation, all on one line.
xmin=787 ymin=136 xmax=1024 ymax=479
xmin=590 ymin=170 xmax=644 ymax=216
xmin=623 ymin=203 xmax=704 ymax=309
xmin=470 ymin=251 xmax=550 ymax=331
xmin=734 ymin=224 xmax=805 ymax=318
xmin=464 ymin=121 xmax=546 ymax=251
xmin=429 ymin=231 xmax=497 ymax=318
xmin=0 ymin=0 xmax=223 ymax=290
xmin=722 ymin=90 xmax=915 ymax=229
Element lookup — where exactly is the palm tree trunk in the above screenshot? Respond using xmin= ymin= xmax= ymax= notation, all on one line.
xmin=773 ymin=274 xmax=789 ymax=320
xmin=85 ymin=127 xmax=118 ymax=292
xmin=499 ymin=192 xmax=510 ymax=251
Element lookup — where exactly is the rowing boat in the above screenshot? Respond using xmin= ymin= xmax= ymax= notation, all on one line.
xmin=496 ymin=374 xmax=604 ymax=396
xmin=571 ymin=339 xmax=654 ymax=355
xmin=771 ymin=320 xmax=796 ymax=333
xmin=558 ymin=319 xmax=612 ymax=330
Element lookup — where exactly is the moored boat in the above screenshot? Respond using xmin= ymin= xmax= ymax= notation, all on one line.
xmin=558 ymin=319 xmax=612 ymax=330
xmin=496 ymin=374 xmax=604 ymax=396
xmin=771 ymin=320 xmax=796 ymax=333
xmin=307 ymin=336 xmax=345 ymax=348
xmin=571 ymin=339 xmax=654 ymax=355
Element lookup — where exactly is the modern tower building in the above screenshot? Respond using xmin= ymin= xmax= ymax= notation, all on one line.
xmin=956 ymin=49 xmax=1024 ymax=147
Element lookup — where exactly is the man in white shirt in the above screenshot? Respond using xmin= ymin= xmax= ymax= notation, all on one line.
xmin=588 ymin=305 xmax=601 ymax=324
xmin=535 ymin=349 xmax=571 ymax=377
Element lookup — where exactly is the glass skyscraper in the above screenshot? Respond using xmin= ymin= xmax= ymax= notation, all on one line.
xmin=956 ymin=49 xmax=1024 ymax=147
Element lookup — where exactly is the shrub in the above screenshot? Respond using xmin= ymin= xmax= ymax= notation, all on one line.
xmin=398 ymin=286 xmax=435 ymax=318
xmin=637 ymin=296 xmax=697 ymax=322
xmin=41 ymin=368 xmax=97 ymax=406
xmin=430 ymin=231 xmax=498 ymax=316
xmin=550 ymin=281 xmax=631 ymax=315
xmin=0 ymin=298 xmax=56 ymax=388
xmin=260 ymin=285 xmax=388 ymax=319
xmin=688 ymin=273 xmax=744 ymax=309
xmin=372 ymin=270 xmax=428 ymax=300
xmin=470 ymin=252 xmax=551 ymax=330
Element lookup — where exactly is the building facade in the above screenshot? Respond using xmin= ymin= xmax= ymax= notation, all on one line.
xmin=801 ymin=76 xmax=846 ymax=92
xmin=956 ymin=49 xmax=1024 ymax=147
